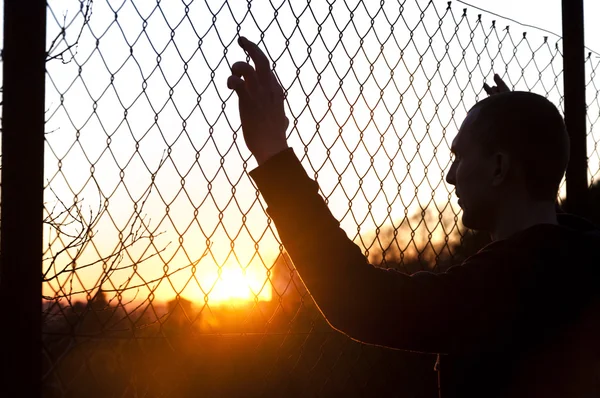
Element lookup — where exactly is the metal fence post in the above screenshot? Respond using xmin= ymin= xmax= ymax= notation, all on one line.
xmin=0 ymin=0 xmax=47 ymax=395
xmin=562 ymin=0 xmax=588 ymax=216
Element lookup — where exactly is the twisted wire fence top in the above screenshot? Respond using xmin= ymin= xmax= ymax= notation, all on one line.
xmin=4 ymin=0 xmax=595 ymax=396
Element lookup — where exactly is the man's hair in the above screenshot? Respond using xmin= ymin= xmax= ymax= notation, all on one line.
xmin=469 ymin=91 xmax=570 ymax=201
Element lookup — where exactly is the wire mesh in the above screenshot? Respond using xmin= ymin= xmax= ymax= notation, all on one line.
xmin=38 ymin=0 xmax=600 ymax=397
xmin=586 ymin=52 xmax=600 ymax=184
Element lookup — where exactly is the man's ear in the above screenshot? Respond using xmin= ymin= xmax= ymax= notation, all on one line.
xmin=491 ymin=151 xmax=510 ymax=186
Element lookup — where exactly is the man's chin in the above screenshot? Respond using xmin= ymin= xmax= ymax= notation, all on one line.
xmin=461 ymin=212 xmax=485 ymax=231
xmin=461 ymin=213 xmax=471 ymax=228
xmin=462 ymin=209 xmax=481 ymax=230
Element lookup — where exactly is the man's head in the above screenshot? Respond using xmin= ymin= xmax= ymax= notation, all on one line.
xmin=445 ymin=91 xmax=570 ymax=231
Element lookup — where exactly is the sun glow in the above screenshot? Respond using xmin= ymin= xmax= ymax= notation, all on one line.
xmin=206 ymin=262 xmax=272 ymax=305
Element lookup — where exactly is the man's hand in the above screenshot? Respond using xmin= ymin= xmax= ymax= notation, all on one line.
xmin=227 ymin=37 xmax=290 ymax=165
xmin=483 ymin=74 xmax=510 ymax=96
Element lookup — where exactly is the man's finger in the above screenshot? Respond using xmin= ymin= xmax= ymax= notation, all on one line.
xmin=238 ymin=36 xmax=271 ymax=84
xmin=270 ymin=73 xmax=285 ymax=100
xmin=227 ymin=75 xmax=252 ymax=103
xmin=494 ymin=74 xmax=510 ymax=92
xmin=483 ymin=82 xmax=492 ymax=95
xmin=227 ymin=75 xmax=244 ymax=91
xmin=231 ymin=61 xmax=259 ymax=92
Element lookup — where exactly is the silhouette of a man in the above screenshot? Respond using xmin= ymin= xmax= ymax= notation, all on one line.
xmin=227 ymin=37 xmax=600 ymax=398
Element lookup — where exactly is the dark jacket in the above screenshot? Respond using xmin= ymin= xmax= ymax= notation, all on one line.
xmin=250 ymin=148 xmax=600 ymax=398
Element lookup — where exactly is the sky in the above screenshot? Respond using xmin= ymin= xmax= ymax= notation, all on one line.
xmin=29 ymin=0 xmax=600 ymax=306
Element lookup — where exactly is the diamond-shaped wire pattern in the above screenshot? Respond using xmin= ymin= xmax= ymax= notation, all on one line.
xmin=38 ymin=0 xmax=600 ymax=396
xmin=586 ymin=53 xmax=600 ymax=184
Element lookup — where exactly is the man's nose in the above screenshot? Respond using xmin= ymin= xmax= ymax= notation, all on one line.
xmin=446 ymin=162 xmax=456 ymax=186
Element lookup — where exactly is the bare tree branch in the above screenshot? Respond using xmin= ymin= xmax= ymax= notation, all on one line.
xmin=46 ymin=0 xmax=93 ymax=63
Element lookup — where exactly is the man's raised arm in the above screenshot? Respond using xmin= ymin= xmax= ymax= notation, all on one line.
xmin=227 ymin=37 xmax=519 ymax=355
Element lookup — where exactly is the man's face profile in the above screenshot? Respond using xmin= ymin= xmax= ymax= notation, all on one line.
xmin=446 ymin=107 xmax=498 ymax=231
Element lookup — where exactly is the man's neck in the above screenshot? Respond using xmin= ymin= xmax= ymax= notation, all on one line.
xmin=490 ymin=200 xmax=558 ymax=241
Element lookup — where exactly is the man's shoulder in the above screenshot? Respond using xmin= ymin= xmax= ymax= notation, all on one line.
xmin=448 ymin=215 xmax=600 ymax=274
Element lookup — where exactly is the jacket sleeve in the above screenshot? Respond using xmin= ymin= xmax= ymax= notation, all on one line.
xmin=250 ymin=149 xmax=519 ymax=355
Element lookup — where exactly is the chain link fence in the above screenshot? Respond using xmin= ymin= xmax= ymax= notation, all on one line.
xmin=587 ymin=52 xmax=600 ymax=184
xmin=28 ymin=0 xmax=600 ymax=396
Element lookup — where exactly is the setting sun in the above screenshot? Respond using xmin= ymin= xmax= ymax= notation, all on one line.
xmin=203 ymin=262 xmax=272 ymax=305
